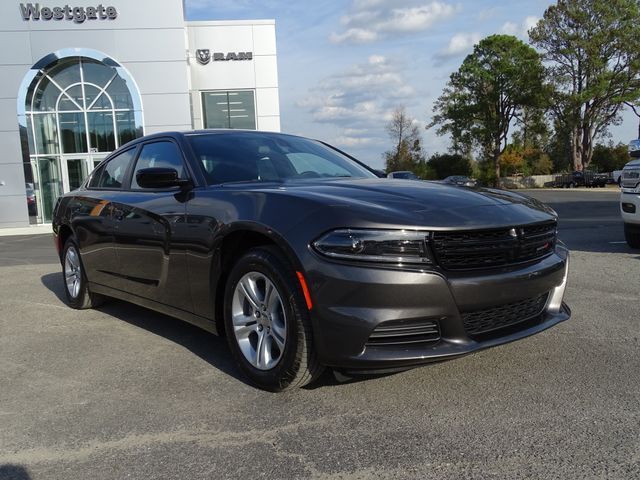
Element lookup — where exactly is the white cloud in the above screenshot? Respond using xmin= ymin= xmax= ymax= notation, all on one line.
xmin=501 ymin=21 xmax=518 ymax=36
xmin=330 ymin=1 xmax=461 ymax=44
xmin=440 ymin=32 xmax=481 ymax=57
xmin=523 ymin=16 xmax=539 ymax=33
xmin=335 ymin=135 xmax=374 ymax=147
xmin=501 ymin=16 xmax=538 ymax=39
xmin=297 ymin=55 xmax=417 ymax=149
xmin=329 ymin=28 xmax=379 ymax=44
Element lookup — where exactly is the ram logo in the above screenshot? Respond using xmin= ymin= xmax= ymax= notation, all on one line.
xmin=195 ymin=49 xmax=211 ymax=65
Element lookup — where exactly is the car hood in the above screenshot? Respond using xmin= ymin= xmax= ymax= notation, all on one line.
xmin=266 ymin=178 xmax=556 ymax=228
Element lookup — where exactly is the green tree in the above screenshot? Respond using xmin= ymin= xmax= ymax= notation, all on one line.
xmin=384 ymin=107 xmax=427 ymax=175
xmin=511 ymin=106 xmax=550 ymax=150
xmin=529 ymin=0 xmax=640 ymax=171
xmin=590 ymin=142 xmax=630 ymax=172
xmin=530 ymin=154 xmax=554 ymax=175
xmin=429 ymin=35 xmax=546 ymax=187
xmin=427 ymin=153 xmax=472 ymax=179
xmin=545 ymin=117 xmax=574 ymax=172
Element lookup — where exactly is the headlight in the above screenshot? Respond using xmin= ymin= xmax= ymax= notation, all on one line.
xmin=312 ymin=229 xmax=433 ymax=265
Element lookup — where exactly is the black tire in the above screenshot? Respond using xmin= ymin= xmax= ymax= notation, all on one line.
xmin=624 ymin=224 xmax=640 ymax=249
xmin=569 ymin=182 xmax=576 ymax=188
xmin=223 ymin=246 xmax=323 ymax=391
xmin=61 ymin=237 xmax=104 ymax=309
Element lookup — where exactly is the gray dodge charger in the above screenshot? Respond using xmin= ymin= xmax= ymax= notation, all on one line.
xmin=52 ymin=130 xmax=570 ymax=391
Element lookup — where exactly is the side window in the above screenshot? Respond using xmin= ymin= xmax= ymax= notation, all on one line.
xmin=96 ymin=148 xmax=136 ymax=189
xmin=88 ymin=163 xmax=106 ymax=188
xmin=131 ymin=141 xmax=186 ymax=189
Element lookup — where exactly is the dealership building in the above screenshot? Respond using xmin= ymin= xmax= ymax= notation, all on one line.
xmin=0 ymin=1 xmax=280 ymax=227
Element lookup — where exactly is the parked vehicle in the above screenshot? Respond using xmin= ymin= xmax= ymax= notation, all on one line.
xmin=611 ymin=170 xmax=624 ymax=186
xmin=629 ymin=139 xmax=640 ymax=158
xmin=553 ymin=171 xmax=607 ymax=188
xmin=620 ymin=158 xmax=640 ymax=248
xmin=441 ymin=175 xmax=477 ymax=187
xmin=52 ymin=130 xmax=571 ymax=391
xmin=26 ymin=185 xmax=37 ymax=215
xmin=387 ymin=170 xmax=419 ymax=179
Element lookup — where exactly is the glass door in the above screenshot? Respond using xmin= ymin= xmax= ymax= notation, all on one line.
xmin=32 ymin=157 xmax=63 ymax=223
xmin=65 ymin=157 xmax=88 ymax=191
xmin=61 ymin=154 xmax=105 ymax=192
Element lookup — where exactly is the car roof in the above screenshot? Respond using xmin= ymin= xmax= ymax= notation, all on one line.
xmin=117 ymin=129 xmax=317 ymax=151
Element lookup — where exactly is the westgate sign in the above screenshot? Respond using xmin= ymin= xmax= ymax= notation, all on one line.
xmin=195 ymin=49 xmax=253 ymax=65
xmin=20 ymin=3 xmax=118 ymax=22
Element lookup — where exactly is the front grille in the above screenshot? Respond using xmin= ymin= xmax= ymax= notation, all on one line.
xmin=366 ymin=319 xmax=441 ymax=346
xmin=431 ymin=221 xmax=556 ymax=270
xmin=462 ymin=293 xmax=549 ymax=337
xmin=621 ymin=169 xmax=640 ymax=189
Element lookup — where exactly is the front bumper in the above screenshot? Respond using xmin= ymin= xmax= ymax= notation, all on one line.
xmin=306 ymin=246 xmax=570 ymax=372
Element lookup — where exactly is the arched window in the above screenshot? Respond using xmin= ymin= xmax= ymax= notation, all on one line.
xmin=25 ymin=56 xmax=141 ymax=155
xmin=18 ymin=50 xmax=143 ymax=223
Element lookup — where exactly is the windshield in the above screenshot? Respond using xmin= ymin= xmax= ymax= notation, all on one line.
xmin=187 ymin=132 xmax=376 ymax=185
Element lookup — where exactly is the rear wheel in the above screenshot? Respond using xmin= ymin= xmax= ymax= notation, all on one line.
xmin=62 ymin=237 xmax=104 ymax=309
xmin=224 ymin=246 xmax=323 ymax=391
xmin=624 ymin=224 xmax=640 ymax=249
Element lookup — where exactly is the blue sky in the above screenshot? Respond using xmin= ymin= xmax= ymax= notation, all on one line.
xmin=185 ymin=0 xmax=639 ymax=170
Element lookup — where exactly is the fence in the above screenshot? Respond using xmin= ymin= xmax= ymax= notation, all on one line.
xmin=500 ymin=175 xmax=556 ymax=189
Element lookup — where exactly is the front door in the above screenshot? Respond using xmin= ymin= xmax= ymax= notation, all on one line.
xmin=111 ymin=140 xmax=193 ymax=312
xmin=61 ymin=154 xmax=106 ymax=192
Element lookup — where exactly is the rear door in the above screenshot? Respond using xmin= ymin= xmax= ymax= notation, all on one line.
xmin=72 ymin=148 xmax=137 ymax=287
xmin=111 ymin=139 xmax=193 ymax=311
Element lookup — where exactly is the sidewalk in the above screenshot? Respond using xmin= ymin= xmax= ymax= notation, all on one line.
xmin=0 ymin=224 xmax=52 ymax=237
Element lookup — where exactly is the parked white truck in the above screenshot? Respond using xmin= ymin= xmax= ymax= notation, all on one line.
xmin=620 ymin=157 xmax=640 ymax=248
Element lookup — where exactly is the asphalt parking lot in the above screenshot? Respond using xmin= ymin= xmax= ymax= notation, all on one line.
xmin=1 ymin=189 xmax=638 ymax=480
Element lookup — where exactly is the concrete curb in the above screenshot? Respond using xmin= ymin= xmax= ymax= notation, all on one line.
xmin=0 ymin=224 xmax=52 ymax=237
xmin=519 ymin=188 xmax=621 ymax=193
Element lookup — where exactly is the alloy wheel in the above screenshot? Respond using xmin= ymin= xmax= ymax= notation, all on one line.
xmin=64 ymin=246 xmax=82 ymax=299
xmin=231 ymin=272 xmax=287 ymax=370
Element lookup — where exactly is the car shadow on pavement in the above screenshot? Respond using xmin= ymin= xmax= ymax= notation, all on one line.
xmin=40 ymin=272 xmax=376 ymax=390
xmin=0 ymin=464 xmax=31 ymax=480
xmin=41 ymin=271 xmax=66 ymax=303
xmin=40 ymin=272 xmax=250 ymax=388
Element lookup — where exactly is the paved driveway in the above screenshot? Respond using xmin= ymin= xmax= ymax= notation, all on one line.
xmin=0 ymin=189 xmax=638 ymax=480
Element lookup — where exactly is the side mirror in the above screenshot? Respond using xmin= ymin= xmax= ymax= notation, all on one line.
xmin=135 ymin=168 xmax=191 ymax=189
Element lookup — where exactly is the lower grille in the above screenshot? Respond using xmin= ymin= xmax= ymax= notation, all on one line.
xmin=366 ymin=319 xmax=440 ymax=346
xmin=462 ymin=294 xmax=549 ymax=336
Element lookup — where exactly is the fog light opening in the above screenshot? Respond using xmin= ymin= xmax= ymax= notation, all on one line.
xmin=546 ymin=255 xmax=570 ymax=313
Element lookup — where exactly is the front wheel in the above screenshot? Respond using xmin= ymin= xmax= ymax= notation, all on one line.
xmin=62 ymin=237 xmax=104 ymax=309
xmin=224 ymin=246 xmax=323 ymax=391
xmin=624 ymin=224 xmax=640 ymax=249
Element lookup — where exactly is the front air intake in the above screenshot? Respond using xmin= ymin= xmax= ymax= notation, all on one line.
xmin=366 ymin=319 xmax=441 ymax=347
